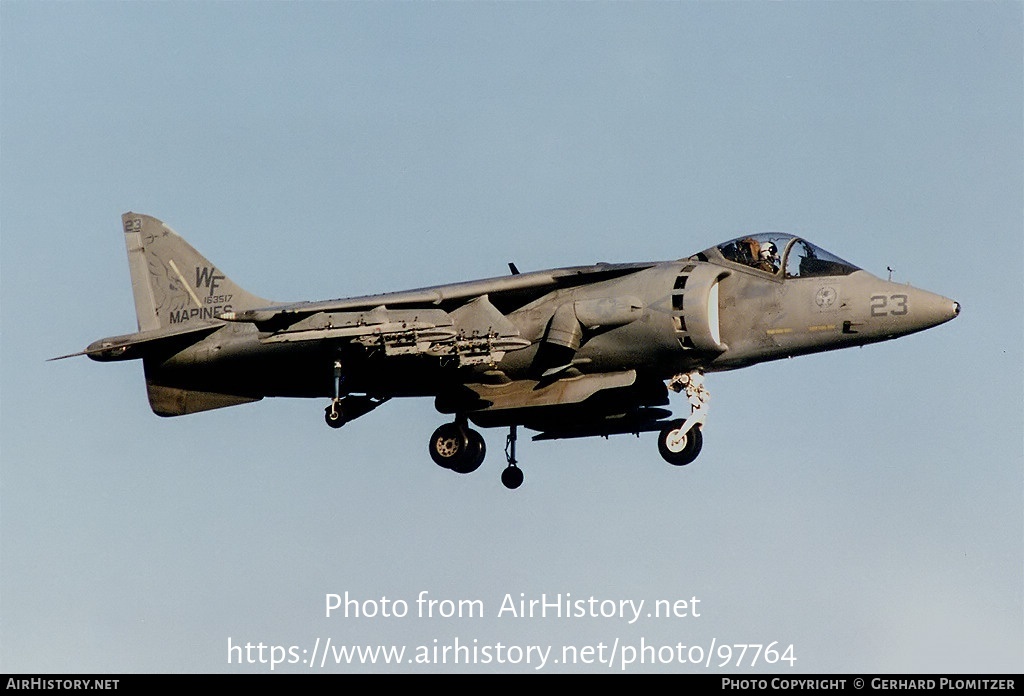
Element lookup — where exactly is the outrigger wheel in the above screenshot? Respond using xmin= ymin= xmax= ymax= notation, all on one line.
xmin=324 ymin=404 xmax=346 ymax=429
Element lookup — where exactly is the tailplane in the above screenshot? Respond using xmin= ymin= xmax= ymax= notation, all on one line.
xmin=122 ymin=212 xmax=269 ymax=332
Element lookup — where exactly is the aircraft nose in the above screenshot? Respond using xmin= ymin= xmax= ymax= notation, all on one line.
xmin=909 ymin=287 xmax=960 ymax=331
xmin=942 ymin=296 xmax=958 ymax=323
xmin=864 ymin=280 xmax=959 ymax=340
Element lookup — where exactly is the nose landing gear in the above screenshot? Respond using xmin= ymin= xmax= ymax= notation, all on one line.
xmin=661 ymin=370 xmax=709 ymax=466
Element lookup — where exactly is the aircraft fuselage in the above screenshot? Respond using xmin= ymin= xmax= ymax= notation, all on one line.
xmin=63 ymin=215 xmax=958 ymax=488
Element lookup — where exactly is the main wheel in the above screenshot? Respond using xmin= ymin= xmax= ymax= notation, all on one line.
xmin=450 ymin=428 xmax=486 ymax=474
xmin=429 ymin=423 xmax=471 ymax=469
xmin=658 ymin=420 xmax=703 ymax=466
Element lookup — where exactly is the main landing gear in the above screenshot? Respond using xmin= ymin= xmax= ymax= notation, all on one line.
xmin=428 ymin=420 xmax=486 ymax=474
xmin=324 ymin=360 xmax=711 ymax=485
xmin=428 ymin=420 xmax=524 ymax=489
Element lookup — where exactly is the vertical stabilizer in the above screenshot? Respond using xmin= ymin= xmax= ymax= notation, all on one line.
xmin=121 ymin=212 xmax=270 ymax=332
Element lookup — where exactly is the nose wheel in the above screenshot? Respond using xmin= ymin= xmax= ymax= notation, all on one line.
xmin=658 ymin=420 xmax=703 ymax=465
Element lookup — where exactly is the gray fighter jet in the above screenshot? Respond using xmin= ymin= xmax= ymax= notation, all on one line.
xmin=56 ymin=213 xmax=959 ymax=489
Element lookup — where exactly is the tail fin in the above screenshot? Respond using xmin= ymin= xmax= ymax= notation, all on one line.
xmin=122 ymin=212 xmax=270 ymax=332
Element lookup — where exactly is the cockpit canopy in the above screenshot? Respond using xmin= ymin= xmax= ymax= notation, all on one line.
xmin=709 ymin=233 xmax=860 ymax=278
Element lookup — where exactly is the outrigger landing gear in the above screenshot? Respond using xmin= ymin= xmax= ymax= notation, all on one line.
xmin=501 ymin=425 xmax=524 ymax=490
xmin=660 ymin=370 xmax=709 ymax=466
xmin=428 ymin=418 xmax=486 ymax=474
xmin=324 ymin=359 xmax=388 ymax=428
xmin=325 ymin=360 xmax=346 ymax=428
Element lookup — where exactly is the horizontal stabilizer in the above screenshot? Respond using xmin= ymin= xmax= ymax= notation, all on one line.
xmin=51 ymin=323 xmax=222 ymax=362
xmin=146 ymin=382 xmax=262 ymax=416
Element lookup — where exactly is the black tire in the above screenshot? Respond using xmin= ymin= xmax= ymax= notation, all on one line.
xmin=658 ymin=420 xmax=703 ymax=466
xmin=324 ymin=406 xmax=346 ymax=429
xmin=501 ymin=466 xmax=524 ymax=490
xmin=450 ymin=429 xmax=486 ymax=474
xmin=429 ymin=423 xmax=471 ymax=469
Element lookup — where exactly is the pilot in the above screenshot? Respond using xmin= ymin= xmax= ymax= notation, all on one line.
xmin=757 ymin=241 xmax=780 ymax=273
xmin=738 ymin=237 xmax=760 ymax=266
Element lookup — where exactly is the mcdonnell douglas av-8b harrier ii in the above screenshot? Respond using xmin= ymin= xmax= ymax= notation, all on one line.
xmin=56 ymin=213 xmax=959 ymax=489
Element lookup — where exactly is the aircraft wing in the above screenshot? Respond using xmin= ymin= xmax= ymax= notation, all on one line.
xmin=259 ymin=295 xmax=532 ymax=366
xmin=219 ymin=261 xmax=657 ymax=367
xmin=220 ymin=262 xmax=656 ymax=322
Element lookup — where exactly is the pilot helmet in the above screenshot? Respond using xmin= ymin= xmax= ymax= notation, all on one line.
xmin=760 ymin=241 xmax=778 ymax=259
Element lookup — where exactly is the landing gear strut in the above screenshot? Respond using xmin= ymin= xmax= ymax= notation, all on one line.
xmin=501 ymin=425 xmax=524 ymax=490
xmin=325 ymin=360 xmax=346 ymax=428
xmin=660 ymin=370 xmax=709 ymax=466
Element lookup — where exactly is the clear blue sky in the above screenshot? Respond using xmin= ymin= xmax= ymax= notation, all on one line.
xmin=2 ymin=1 xmax=1021 ymax=673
